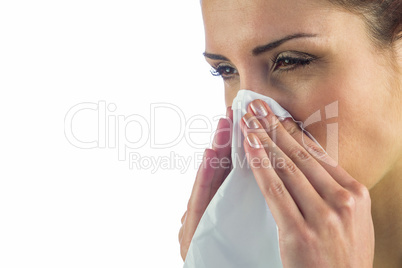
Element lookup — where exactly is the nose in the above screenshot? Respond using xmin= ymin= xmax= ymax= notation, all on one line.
xmin=240 ymin=66 xmax=280 ymax=98
xmin=239 ymin=68 xmax=269 ymax=96
xmin=225 ymin=64 xmax=282 ymax=108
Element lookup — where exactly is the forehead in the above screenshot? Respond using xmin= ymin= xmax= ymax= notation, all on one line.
xmin=201 ymin=0 xmax=334 ymax=52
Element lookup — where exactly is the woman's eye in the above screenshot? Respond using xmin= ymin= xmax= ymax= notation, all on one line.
xmin=272 ymin=53 xmax=316 ymax=72
xmin=210 ymin=65 xmax=238 ymax=79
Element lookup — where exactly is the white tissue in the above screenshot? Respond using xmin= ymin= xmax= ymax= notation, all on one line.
xmin=183 ymin=89 xmax=323 ymax=268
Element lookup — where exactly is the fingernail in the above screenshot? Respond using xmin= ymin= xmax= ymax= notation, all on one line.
xmin=250 ymin=99 xmax=268 ymax=117
xmin=246 ymin=133 xmax=262 ymax=148
xmin=242 ymin=114 xmax=260 ymax=129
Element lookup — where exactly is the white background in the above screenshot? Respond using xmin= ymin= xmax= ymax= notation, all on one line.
xmin=0 ymin=1 xmax=225 ymax=267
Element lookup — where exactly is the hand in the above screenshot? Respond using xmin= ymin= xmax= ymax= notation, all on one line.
xmin=178 ymin=107 xmax=233 ymax=261
xmin=240 ymin=99 xmax=374 ymax=268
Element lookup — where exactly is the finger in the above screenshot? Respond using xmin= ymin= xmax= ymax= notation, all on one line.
xmin=180 ymin=148 xmax=217 ymax=260
xmin=249 ymin=99 xmax=358 ymax=191
xmin=247 ymin=100 xmax=345 ymax=202
xmin=279 ymin=117 xmax=370 ymax=198
xmin=241 ymin=113 xmax=326 ymax=220
xmin=210 ymin=111 xmax=232 ymax=199
xmin=243 ymin=132 xmax=305 ymax=230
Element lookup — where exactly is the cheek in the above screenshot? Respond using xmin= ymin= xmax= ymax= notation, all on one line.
xmin=273 ymin=78 xmax=340 ymax=156
xmin=310 ymin=70 xmax=397 ymax=188
xmin=271 ymin=71 xmax=392 ymax=188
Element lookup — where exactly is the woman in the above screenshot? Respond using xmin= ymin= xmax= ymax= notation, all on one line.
xmin=179 ymin=0 xmax=402 ymax=267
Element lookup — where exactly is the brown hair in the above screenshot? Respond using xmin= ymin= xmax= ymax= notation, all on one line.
xmin=328 ymin=0 xmax=402 ymax=46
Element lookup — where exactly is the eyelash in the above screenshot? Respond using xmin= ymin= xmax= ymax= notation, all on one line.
xmin=270 ymin=54 xmax=315 ymax=72
xmin=210 ymin=65 xmax=238 ymax=79
xmin=210 ymin=52 xmax=317 ymax=79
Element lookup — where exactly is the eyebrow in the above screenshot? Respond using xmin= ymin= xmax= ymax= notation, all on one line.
xmin=203 ymin=52 xmax=229 ymax=61
xmin=253 ymin=33 xmax=318 ymax=55
xmin=203 ymin=33 xmax=318 ymax=61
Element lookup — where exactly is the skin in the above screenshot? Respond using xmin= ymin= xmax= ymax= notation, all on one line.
xmin=179 ymin=0 xmax=402 ymax=267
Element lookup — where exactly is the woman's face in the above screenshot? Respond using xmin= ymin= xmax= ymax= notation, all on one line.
xmin=202 ymin=0 xmax=402 ymax=189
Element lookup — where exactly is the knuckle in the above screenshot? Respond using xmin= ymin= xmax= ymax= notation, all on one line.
xmin=276 ymin=158 xmax=298 ymax=175
xmin=263 ymin=115 xmax=280 ymax=133
xmin=283 ymin=120 xmax=299 ymax=137
xmin=280 ymin=225 xmax=319 ymax=254
xmin=351 ymin=181 xmax=371 ymax=201
xmin=258 ymin=134 xmax=272 ymax=146
xmin=289 ymin=227 xmax=316 ymax=252
xmin=265 ymin=179 xmax=287 ymax=198
xmin=305 ymin=142 xmax=327 ymax=160
xmin=320 ymin=209 xmax=342 ymax=231
xmin=334 ymin=190 xmax=356 ymax=216
xmin=288 ymin=146 xmax=311 ymax=162
xmin=299 ymin=228 xmax=315 ymax=246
